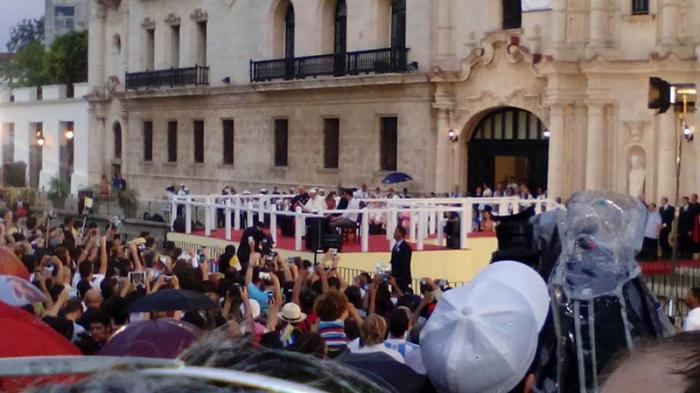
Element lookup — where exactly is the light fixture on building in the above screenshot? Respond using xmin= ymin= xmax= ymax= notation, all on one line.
xmin=543 ymin=130 xmax=551 ymax=138
xmin=684 ymin=123 xmax=694 ymax=141
xmin=36 ymin=135 xmax=45 ymax=146
xmin=65 ymin=129 xmax=74 ymax=140
xmin=448 ymin=129 xmax=459 ymax=143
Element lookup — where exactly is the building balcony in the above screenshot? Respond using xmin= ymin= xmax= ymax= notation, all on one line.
xmin=125 ymin=65 xmax=209 ymax=90
xmin=250 ymin=47 xmax=412 ymax=83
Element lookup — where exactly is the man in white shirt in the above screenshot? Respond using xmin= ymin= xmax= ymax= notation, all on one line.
xmin=329 ymin=190 xmax=361 ymax=231
xmin=303 ymin=188 xmax=325 ymax=213
xmin=683 ymin=287 xmax=700 ymax=331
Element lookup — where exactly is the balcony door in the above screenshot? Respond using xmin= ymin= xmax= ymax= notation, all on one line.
xmin=284 ymin=4 xmax=295 ymax=79
xmin=390 ymin=0 xmax=406 ymax=70
xmin=333 ymin=0 xmax=347 ymax=76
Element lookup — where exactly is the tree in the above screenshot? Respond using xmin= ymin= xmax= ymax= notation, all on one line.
xmin=5 ymin=41 xmax=48 ymax=87
xmin=43 ymin=31 xmax=88 ymax=85
xmin=6 ymin=18 xmax=44 ymax=53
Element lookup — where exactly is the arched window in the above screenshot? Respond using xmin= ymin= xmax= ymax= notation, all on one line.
xmin=284 ymin=4 xmax=295 ymax=60
xmin=113 ymin=122 xmax=122 ymax=160
xmin=502 ymin=0 xmax=522 ymax=29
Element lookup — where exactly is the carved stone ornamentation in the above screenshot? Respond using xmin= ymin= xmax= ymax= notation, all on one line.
xmin=141 ymin=17 xmax=156 ymax=30
xmin=190 ymin=8 xmax=208 ymax=22
xmin=165 ymin=13 xmax=181 ymax=26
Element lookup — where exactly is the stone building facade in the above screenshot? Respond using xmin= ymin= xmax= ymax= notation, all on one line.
xmin=45 ymin=0 xmax=90 ymax=46
xmin=87 ymin=0 xmax=700 ymax=203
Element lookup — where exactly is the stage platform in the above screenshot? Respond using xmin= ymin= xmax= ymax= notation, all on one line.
xmin=167 ymin=230 xmax=499 ymax=285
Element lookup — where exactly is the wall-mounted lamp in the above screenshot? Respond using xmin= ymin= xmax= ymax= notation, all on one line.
xmin=684 ymin=123 xmax=694 ymax=142
xmin=65 ymin=129 xmax=74 ymax=140
xmin=543 ymin=130 xmax=551 ymax=138
xmin=36 ymin=134 xmax=45 ymax=146
xmin=448 ymin=129 xmax=459 ymax=143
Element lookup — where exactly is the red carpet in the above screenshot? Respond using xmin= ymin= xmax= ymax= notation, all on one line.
xmin=191 ymin=228 xmax=458 ymax=252
xmin=640 ymin=260 xmax=700 ymax=276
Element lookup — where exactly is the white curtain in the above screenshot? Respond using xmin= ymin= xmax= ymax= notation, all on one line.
xmin=522 ymin=0 xmax=552 ymax=11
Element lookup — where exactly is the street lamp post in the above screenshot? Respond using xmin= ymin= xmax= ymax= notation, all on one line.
xmin=448 ymin=129 xmax=459 ymax=194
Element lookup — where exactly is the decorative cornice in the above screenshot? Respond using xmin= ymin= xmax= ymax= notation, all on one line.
xmin=141 ymin=17 xmax=155 ymax=30
xmin=165 ymin=13 xmax=181 ymax=26
xmin=190 ymin=8 xmax=208 ymax=22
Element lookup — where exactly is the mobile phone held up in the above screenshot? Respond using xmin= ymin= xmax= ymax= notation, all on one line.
xmin=267 ymin=291 xmax=274 ymax=304
xmin=128 ymin=271 xmax=145 ymax=286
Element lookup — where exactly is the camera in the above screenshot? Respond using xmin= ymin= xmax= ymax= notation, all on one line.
xmin=164 ymin=275 xmax=173 ymax=283
xmin=129 ymin=271 xmax=145 ymax=286
xmin=330 ymin=248 xmax=338 ymax=257
xmin=287 ymin=257 xmax=296 ymax=265
xmin=267 ymin=291 xmax=274 ymax=304
xmin=259 ymin=272 xmax=271 ymax=281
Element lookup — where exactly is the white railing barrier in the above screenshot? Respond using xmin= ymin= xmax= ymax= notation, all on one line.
xmin=165 ymin=194 xmax=565 ymax=252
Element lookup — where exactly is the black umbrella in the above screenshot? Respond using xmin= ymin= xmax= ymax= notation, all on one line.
xmin=127 ymin=289 xmax=218 ymax=313
xmin=381 ymin=172 xmax=413 ymax=184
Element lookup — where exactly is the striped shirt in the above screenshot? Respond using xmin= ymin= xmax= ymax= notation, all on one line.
xmin=384 ymin=338 xmax=420 ymax=358
xmin=318 ymin=320 xmax=347 ymax=357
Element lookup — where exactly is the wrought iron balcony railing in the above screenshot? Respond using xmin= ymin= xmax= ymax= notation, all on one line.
xmin=125 ymin=65 xmax=209 ymax=90
xmin=250 ymin=47 xmax=411 ymax=83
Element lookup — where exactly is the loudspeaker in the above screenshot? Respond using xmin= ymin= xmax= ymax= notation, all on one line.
xmin=306 ymin=217 xmax=326 ymax=251
xmin=322 ymin=233 xmax=343 ymax=253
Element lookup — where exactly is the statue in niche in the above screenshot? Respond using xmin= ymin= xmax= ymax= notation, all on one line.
xmin=628 ymin=154 xmax=646 ymax=198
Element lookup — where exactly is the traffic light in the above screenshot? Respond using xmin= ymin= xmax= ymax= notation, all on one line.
xmin=648 ymin=77 xmax=671 ymax=114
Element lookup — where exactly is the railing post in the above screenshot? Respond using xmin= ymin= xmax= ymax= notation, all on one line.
xmin=270 ymin=205 xmax=278 ymax=245
xmin=234 ymin=198 xmax=241 ymax=230
xmin=512 ymin=198 xmax=520 ymax=214
xmin=389 ymin=205 xmax=398 ymax=250
xmin=258 ymin=196 xmax=265 ymax=225
xmin=417 ymin=209 xmax=426 ymax=251
xmin=247 ymin=202 xmax=254 ymax=228
xmin=428 ymin=203 xmax=437 ymax=235
xmin=409 ymin=211 xmax=418 ymax=242
xmin=361 ymin=210 xmax=369 ymax=252
xmin=294 ymin=206 xmax=303 ymax=251
xmin=204 ymin=197 xmax=212 ymax=237
xmin=170 ymin=198 xmax=177 ymax=230
xmin=437 ymin=211 xmax=445 ymax=246
xmin=459 ymin=204 xmax=469 ymax=250
xmin=185 ymin=196 xmax=192 ymax=234
xmin=465 ymin=201 xmax=474 ymax=235
xmin=535 ymin=199 xmax=543 ymax=214
xmin=225 ymin=199 xmax=232 ymax=241
xmin=498 ymin=198 xmax=509 ymax=216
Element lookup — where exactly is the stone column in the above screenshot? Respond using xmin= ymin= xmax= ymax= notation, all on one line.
xmin=585 ymin=103 xmax=605 ymax=190
xmin=547 ymin=104 xmax=566 ymax=199
xmin=589 ymin=0 xmax=607 ymax=48
xmin=88 ymin=0 xmax=106 ymax=91
xmin=657 ymin=111 xmax=678 ymax=203
xmin=435 ymin=109 xmax=451 ymax=193
xmin=551 ymin=0 xmax=567 ymax=48
xmin=660 ymin=0 xmax=679 ymax=47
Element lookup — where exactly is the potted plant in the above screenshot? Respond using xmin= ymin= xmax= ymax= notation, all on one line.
xmin=47 ymin=177 xmax=70 ymax=210
xmin=117 ymin=187 xmax=139 ymax=218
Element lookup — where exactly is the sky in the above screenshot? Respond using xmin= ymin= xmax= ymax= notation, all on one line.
xmin=0 ymin=0 xmax=45 ymax=52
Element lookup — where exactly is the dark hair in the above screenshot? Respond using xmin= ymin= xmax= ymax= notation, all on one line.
xmin=327 ymin=277 xmax=341 ymax=290
xmin=79 ymin=261 xmax=93 ymax=279
xmin=63 ymin=298 xmax=83 ymax=315
xmin=289 ymin=332 xmax=326 ymax=358
xmin=388 ymin=308 xmax=410 ymax=338
xmin=89 ymin=311 xmax=111 ymax=327
xmin=49 ymin=283 xmax=65 ymax=302
xmin=314 ymin=290 xmax=349 ymax=321
xmin=344 ymin=286 xmax=363 ymax=309
xmin=395 ymin=226 xmax=407 ymax=237
xmin=691 ymin=287 xmax=700 ymax=301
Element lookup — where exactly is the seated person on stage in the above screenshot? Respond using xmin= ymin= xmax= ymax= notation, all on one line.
xmin=329 ymin=190 xmax=360 ymax=231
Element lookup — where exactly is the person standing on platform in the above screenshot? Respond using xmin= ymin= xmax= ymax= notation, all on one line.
xmin=679 ymin=197 xmax=695 ymax=259
xmin=390 ymin=226 xmax=412 ymax=293
xmin=659 ymin=197 xmax=675 ymax=259
xmin=641 ymin=203 xmax=662 ymax=260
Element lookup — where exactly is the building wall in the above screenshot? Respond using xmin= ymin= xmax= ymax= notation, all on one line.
xmin=88 ymin=0 xmax=700 ymax=203
xmin=45 ymin=0 xmax=90 ymax=46
xmin=0 ymin=84 xmax=90 ymax=194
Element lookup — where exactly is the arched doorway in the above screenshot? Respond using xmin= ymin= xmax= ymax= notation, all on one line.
xmin=467 ymin=107 xmax=548 ymax=194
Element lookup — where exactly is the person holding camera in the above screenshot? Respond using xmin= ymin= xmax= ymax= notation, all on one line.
xmin=390 ymin=226 xmax=412 ymax=293
xmin=245 ymin=253 xmax=282 ymax=315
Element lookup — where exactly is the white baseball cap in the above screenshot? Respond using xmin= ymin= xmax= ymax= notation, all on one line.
xmin=420 ymin=261 xmax=549 ymax=393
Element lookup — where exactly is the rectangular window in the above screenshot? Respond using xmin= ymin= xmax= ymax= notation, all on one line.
xmin=145 ymin=28 xmax=155 ymax=70
xmin=196 ymin=21 xmax=207 ymax=66
xmin=193 ymin=120 xmax=204 ymax=163
xmin=274 ymin=119 xmax=288 ymax=167
xmin=502 ymin=0 xmax=522 ymax=30
xmin=323 ymin=118 xmax=340 ymax=169
xmin=380 ymin=117 xmax=398 ymax=171
xmin=170 ymin=25 xmax=180 ymax=68
xmin=167 ymin=121 xmax=178 ymax=162
xmin=2 ymin=123 xmax=14 ymax=164
xmin=222 ymin=120 xmax=234 ymax=165
xmin=632 ymin=0 xmax=649 ymax=14
xmin=143 ymin=121 xmax=153 ymax=162
xmin=55 ymin=6 xmax=75 ymax=17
